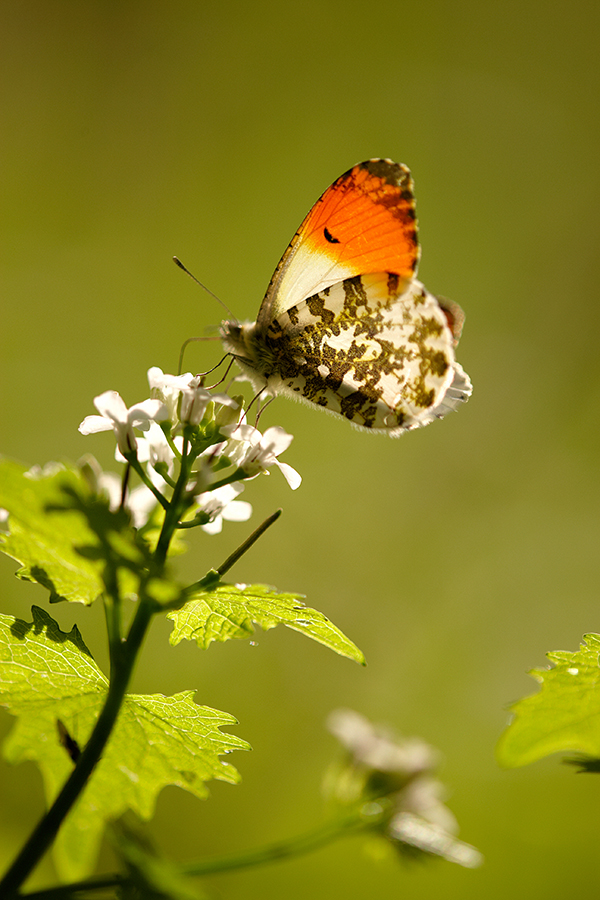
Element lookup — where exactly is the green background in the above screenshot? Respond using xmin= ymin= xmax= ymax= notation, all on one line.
xmin=2 ymin=0 xmax=600 ymax=895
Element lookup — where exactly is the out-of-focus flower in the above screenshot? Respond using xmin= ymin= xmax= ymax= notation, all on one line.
xmin=79 ymin=455 xmax=159 ymax=529
xmin=326 ymin=709 xmax=482 ymax=869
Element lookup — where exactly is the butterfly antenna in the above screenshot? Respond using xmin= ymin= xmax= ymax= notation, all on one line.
xmin=173 ymin=256 xmax=238 ymax=321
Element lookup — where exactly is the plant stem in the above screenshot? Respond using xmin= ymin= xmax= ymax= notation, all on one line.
xmin=19 ymin=811 xmax=368 ymax=898
xmin=0 ymin=598 xmax=155 ymax=898
xmin=182 ymin=810 xmax=366 ymax=877
xmin=20 ymin=873 xmax=126 ymax=899
xmin=154 ymin=437 xmax=191 ymax=566
xmin=185 ymin=509 xmax=283 ymax=595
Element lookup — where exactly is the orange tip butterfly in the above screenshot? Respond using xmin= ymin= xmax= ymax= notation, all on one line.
xmin=221 ymin=158 xmax=471 ymax=436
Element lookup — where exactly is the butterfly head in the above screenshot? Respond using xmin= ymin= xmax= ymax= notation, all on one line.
xmin=221 ymin=319 xmax=272 ymax=395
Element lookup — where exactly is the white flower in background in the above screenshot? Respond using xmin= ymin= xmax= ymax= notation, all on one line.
xmin=79 ymin=391 xmax=168 ymax=455
xmin=195 ymin=483 xmax=252 ymax=534
xmin=96 ymin=471 xmax=158 ymax=529
xmin=222 ymin=423 xmax=301 ymax=490
xmin=327 ymin=709 xmax=438 ymax=776
xmin=326 ymin=709 xmax=482 ymax=870
xmin=79 ymin=455 xmax=158 ymax=529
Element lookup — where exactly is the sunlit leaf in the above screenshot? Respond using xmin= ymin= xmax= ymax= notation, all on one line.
xmin=497 ymin=633 xmax=600 ymax=767
xmin=168 ymin=583 xmax=365 ymax=665
xmin=0 ymin=459 xmax=106 ymax=603
xmin=0 ymin=607 xmax=249 ymax=879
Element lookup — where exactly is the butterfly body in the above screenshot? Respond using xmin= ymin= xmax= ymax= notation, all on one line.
xmin=221 ymin=159 xmax=471 ymax=435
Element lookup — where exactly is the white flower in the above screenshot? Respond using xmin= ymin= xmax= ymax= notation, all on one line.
xmin=326 ymin=709 xmax=482 ymax=869
xmin=223 ymin=424 xmax=301 ymax=490
xmin=148 ymin=367 xmax=237 ymax=427
xmin=148 ymin=368 xmax=194 ymax=422
xmin=79 ymin=455 xmax=158 ymax=528
xmin=195 ymin=483 xmax=252 ymax=534
xmin=215 ymin=394 xmax=244 ymax=429
xmin=179 ymin=376 xmax=237 ymax=426
xmin=119 ymin=420 xmax=175 ymax=470
xmin=97 ymin=471 xmax=158 ymax=528
xmin=327 ymin=709 xmax=437 ymax=775
xmin=79 ymin=391 xmax=168 ymax=456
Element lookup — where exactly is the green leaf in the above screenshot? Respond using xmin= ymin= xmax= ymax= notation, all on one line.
xmin=0 ymin=458 xmax=157 ymax=604
xmin=168 ymin=583 xmax=365 ymax=665
xmin=0 ymin=459 xmax=105 ymax=604
xmin=0 ymin=607 xmax=249 ymax=880
xmin=497 ymin=633 xmax=600 ymax=767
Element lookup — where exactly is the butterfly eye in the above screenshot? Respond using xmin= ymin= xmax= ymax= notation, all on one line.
xmin=323 ymin=227 xmax=340 ymax=244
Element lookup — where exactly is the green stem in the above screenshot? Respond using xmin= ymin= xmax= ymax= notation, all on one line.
xmin=126 ymin=457 xmax=169 ymax=510
xmin=20 ymin=873 xmax=126 ymax=899
xmin=182 ymin=810 xmax=367 ymax=877
xmin=186 ymin=509 xmax=282 ymax=594
xmin=154 ymin=437 xmax=192 ymax=566
xmin=0 ymin=597 xmax=155 ymax=898
xmin=20 ymin=811 xmax=369 ymax=898
xmin=201 ymin=469 xmax=247 ymax=494
xmin=215 ymin=509 xmax=281 ymax=578
xmin=103 ymin=593 xmax=121 ymax=680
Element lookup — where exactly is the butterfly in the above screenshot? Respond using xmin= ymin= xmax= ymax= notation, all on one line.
xmin=220 ymin=158 xmax=471 ymax=436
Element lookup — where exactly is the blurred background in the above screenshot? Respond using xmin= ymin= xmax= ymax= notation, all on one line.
xmin=2 ymin=0 xmax=600 ymax=895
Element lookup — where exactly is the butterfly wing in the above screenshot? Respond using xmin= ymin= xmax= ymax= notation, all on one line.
xmin=220 ymin=157 xmax=471 ymax=434
xmin=256 ymin=159 xmax=420 ymax=328
xmin=262 ymin=273 xmax=471 ymax=434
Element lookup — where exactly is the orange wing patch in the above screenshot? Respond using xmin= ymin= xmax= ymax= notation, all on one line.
xmin=257 ymin=159 xmax=421 ymax=325
xmin=302 ymin=159 xmax=420 ymax=280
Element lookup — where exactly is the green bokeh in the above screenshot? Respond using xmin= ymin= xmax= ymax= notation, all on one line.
xmin=2 ymin=0 xmax=600 ymax=895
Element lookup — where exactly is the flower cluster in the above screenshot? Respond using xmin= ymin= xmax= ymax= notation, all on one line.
xmin=78 ymin=367 xmax=301 ymax=533
xmin=326 ymin=710 xmax=482 ymax=868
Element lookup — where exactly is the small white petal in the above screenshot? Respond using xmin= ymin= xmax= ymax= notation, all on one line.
xmin=211 ymin=392 xmax=239 ymax=408
xmin=93 ymin=390 xmax=129 ymax=421
xmin=147 ymin=366 xmax=166 ymax=390
xmin=276 ymin=461 xmax=302 ymax=490
xmin=96 ymin=471 xmax=123 ymax=509
xmin=221 ymin=500 xmax=253 ymax=522
xmin=261 ymin=426 xmax=294 ymax=455
xmin=127 ymin=483 xmax=159 ymax=528
xmin=201 ymin=517 xmax=224 ymax=535
xmin=79 ymin=415 xmax=114 ymax=435
xmin=226 ymin=423 xmax=261 ymax=443
xmin=127 ymin=399 xmax=169 ymax=427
